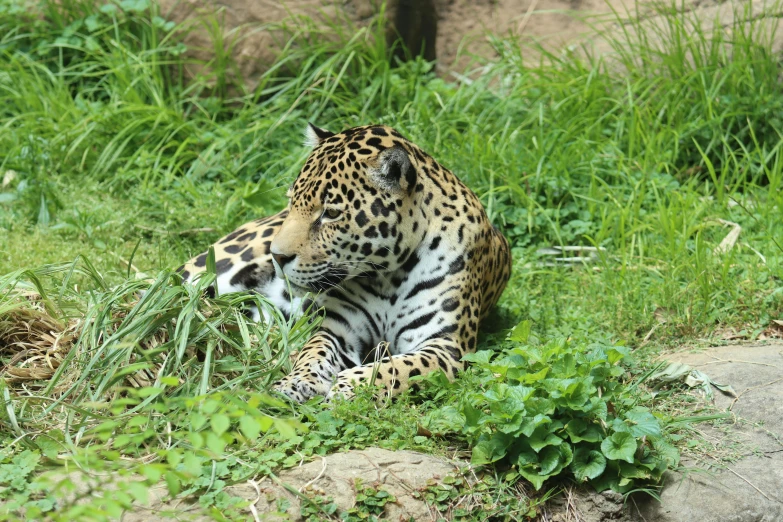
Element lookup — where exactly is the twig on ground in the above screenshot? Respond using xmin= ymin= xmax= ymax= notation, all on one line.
xmin=298 ymin=456 xmax=327 ymax=493
xmin=730 ymin=377 xmax=783 ymax=411
xmin=248 ymin=478 xmax=262 ymax=522
xmin=725 ymin=466 xmax=773 ymax=501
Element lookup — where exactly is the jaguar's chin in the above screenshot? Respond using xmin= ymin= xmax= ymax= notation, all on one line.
xmin=285 ymin=281 xmax=312 ymax=296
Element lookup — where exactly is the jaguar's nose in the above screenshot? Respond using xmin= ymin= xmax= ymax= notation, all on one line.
xmin=272 ymin=252 xmax=295 ymax=269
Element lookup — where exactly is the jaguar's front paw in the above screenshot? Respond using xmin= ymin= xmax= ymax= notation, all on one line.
xmin=325 ymin=377 xmax=356 ymax=402
xmin=273 ymin=374 xmax=332 ymax=403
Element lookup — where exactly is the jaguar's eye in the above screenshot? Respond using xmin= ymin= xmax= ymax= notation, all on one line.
xmin=324 ymin=208 xmax=342 ymax=220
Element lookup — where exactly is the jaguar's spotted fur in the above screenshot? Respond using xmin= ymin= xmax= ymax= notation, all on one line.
xmin=178 ymin=124 xmax=511 ymax=402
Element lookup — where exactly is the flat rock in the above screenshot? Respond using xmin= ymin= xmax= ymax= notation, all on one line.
xmin=629 ymin=343 xmax=783 ymax=522
xmin=230 ymin=447 xmax=462 ymax=521
xmin=121 ymin=447 xmax=463 ymax=521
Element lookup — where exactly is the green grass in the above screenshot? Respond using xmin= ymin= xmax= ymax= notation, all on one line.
xmin=1 ymin=0 xmax=783 ymax=519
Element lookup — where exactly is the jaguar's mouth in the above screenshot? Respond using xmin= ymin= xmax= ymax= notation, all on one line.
xmin=306 ymin=266 xmax=349 ymax=293
xmin=280 ymin=266 xmax=349 ymax=296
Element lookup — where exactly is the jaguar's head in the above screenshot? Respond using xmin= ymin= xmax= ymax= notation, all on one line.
xmin=270 ymin=123 xmax=424 ymax=293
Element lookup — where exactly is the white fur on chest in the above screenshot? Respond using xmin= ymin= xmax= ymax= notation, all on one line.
xmin=321 ymin=243 xmax=459 ymax=354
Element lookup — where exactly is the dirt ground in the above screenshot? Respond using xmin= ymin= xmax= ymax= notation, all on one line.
xmin=435 ymin=0 xmax=783 ymax=73
xmin=434 ymin=0 xmax=634 ymax=72
xmin=158 ymin=0 xmax=783 ymax=90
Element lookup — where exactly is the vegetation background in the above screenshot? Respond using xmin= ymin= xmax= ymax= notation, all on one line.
xmin=0 ymin=0 xmax=781 ymax=519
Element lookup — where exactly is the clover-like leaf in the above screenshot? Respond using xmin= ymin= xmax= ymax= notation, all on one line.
xmin=210 ymin=413 xmax=230 ymax=436
xmin=239 ymin=416 xmax=260 ymax=440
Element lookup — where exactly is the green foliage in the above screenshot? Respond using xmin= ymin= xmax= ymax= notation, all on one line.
xmin=0 ymin=450 xmax=57 ymax=517
xmin=297 ymin=481 xmax=396 ymax=522
xmin=344 ymin=481 xmax=397 ymax=521
xmin=421 ymin=325 xmax=679 ymax=493
xmin=414 ymin=472 xmax=541 ymax=520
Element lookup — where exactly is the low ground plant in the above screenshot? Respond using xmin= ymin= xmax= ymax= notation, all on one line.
xmin=421 ymin=323 xmax=679 ymax=493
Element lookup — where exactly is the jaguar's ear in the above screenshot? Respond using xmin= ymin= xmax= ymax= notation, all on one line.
xmin=304 ymin=122 xmax=335 ymax=148
xmin=372 ymin=145 xmax=416 ymax=195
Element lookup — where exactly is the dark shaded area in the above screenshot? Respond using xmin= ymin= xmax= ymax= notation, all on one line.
xmin=387 ymin=0 xmax=438 ymax=64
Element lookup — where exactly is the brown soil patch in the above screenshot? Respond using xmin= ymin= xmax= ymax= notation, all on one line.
xmin=157 ymin=0 xmax=783 ymax=92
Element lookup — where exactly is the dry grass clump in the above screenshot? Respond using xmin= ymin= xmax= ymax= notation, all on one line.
xmin=0 ymin=297 xmax=79 ymax=384
xmin=0 ymin=290 xmax=165 ymax=391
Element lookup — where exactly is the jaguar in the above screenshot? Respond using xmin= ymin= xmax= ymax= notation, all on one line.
xmin=178 ymin=123 xmax=512 ymax=402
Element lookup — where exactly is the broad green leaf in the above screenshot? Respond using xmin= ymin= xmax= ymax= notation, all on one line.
xmin=507 ymin=385 xmax=536 ymax=403
xmin=35 ymin=435 xmax=60 ymax=460
xmin=552 ymin=354 xmax=577 ymax=378
xmin=619 ymin=461 xmax=651 ymax=479
xmin=589 ymin=470 xmax=621 ymax=493
xmin=462 ymin=350 xmax=493 ymax=365
xmin=518 ymin=466 xmax=548 ymax=491
xmin=127 ymin=416 xmax=148 ymax=428
xmin=516 ymin=366 xmax=549 ymax=384
xmin=463 ymin=401 xmax=482 ymax=429
xmin=524 ymin=397 xmax=555 ymax=417
xmin=182 ymin=453 xmax=202 ymax=477
xmin=483 ymin=383 xmax=509 ymax=402
xmin=164 ymin=471 xmax=181 ymax=496
xmin=205 ymin=432 xmax=225 ymax=455
xmin=513 ymin=446 xmax=538 ymax=467
xmin=274 ymin=418 xmax=297 ymax=438
xmin=471 ymin=433 xmax=512 ymax=465
xmin=565 ymin=418 xmax=604 ymax=443
xmin=518 ymin=413 xmax=551 ymax=438
xmin=587 ymin=397 xmax=608 ymax=420
xmin=140 ymin=464 xmax=164 ymax=482
xmin=539 ymin=444 xmax=573 ymax=476
xmin=256 ymin=415 xmax=275 ymax=433
xmin=135 ymin=386 xmax=164 ymax=398
xmin=188 ymin=431 xmax=204 ymax=449
xmin=528 ymin=426 xmax=562 ymax=452
xmin=624 ymin=408 xmax=662 ymax=438
xmin=572 ymin=448 xmax=606 ymax=481
xmin=160 ymin=376 xmax=179 ymax=386
xmin=125 ymin=481 xmax=149 ymax=504
xmin=601 ymin=432 xmax=637 ymax=463
xmin=166 ymin=449 xmax=182 ymax=468
xmin=564 ymin=379 xmax=592 ymax=410
xmin=610 ymin=417 xmax=632 ymax=434
xmin=496 ymin=412 xmax=527 ymax=434
xmin=652 ymin=438 xmax=680 ymax=468
xmin=120 ymin=0 xmax=150 ymax=13
xmin=606 ymin=346 xmax=630 ymax=365
xmin=84 ymin=14 xmax=101 ymax=32
xmin=509 ymin=320 xmax=531 ymax=342
xmin=200 ymin=400 xmax=219 ymax=414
